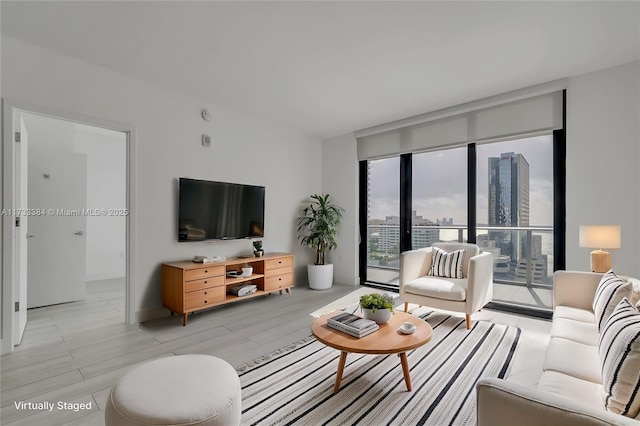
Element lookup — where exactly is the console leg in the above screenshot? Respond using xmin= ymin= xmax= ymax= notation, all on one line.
xmin=183 ymin=313 xmax=188 ymax=327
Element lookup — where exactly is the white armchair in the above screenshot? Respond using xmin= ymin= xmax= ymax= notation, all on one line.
xmin=399 ymin=242 xmax=494 ymax=329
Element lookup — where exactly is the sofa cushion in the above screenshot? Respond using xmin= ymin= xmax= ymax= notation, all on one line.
xmin=593 ymin=270 xmax=633 ymax=332
xmin=553 ymin=306 xmax=596 ymax=324
xmin=537 ymin=370 xmax=604 ymax=410
xmin=403 ymin=276 xmax=466 ymax=301
xmin=550 ymin=317 xmax=598 ymax=347
xmin=428 ymin=247 xmax=465 ymax=279
xmin=543 ymin=337 xmax=601 ymax=384
xmin=598 ymin=297 xmax=640 ymax=417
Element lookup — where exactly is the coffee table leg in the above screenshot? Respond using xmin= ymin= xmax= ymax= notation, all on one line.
xmin=399 ymin=352 xmax=412 ymax=391
xmin=334 ymin=351 xmax=348 ymax=393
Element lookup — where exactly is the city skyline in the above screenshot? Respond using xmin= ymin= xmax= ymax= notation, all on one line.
xmin=367 ymin=135 xmax=554 ymax=226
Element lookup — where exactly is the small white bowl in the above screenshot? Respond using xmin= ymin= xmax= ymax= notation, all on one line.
xmin=241 ymin=267 xmax=253 ymax=277
xmin=400 ymin=322 xmax=416 ymax=334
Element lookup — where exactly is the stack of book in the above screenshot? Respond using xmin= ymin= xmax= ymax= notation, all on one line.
xmin=327 ymin=312 xmax=379 ymax=338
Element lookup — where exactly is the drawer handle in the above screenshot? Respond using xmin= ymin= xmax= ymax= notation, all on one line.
xmin=278 ymin=278 xmax=282 ymax=281
xmin=204 ymin=291 xmax=207 ymax=295
xmin=204 ymin=281 xmax=208 ymax=284
xmin=204 ymin=270 xmax=208 ymax=273
xmin=204 ymin=300 xmax=208 ymax=304
xmin=278 ymin=261 xmax=282 ymax=264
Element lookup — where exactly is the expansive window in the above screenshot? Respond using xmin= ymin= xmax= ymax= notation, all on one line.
xmin=365 ymin=157 xmax=400 ymax=286
xmin=412 ymin=147 xmax=467 ymax=249
xmin=359 ymin=133 xmax=564 ymax=313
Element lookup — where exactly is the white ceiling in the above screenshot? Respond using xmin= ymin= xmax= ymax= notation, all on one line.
xmin=2 ymin=1 xmax=639 ymax=139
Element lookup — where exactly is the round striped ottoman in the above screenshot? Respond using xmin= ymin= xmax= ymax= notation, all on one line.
xmin=105 ymin=354 xmax=241 ymax=426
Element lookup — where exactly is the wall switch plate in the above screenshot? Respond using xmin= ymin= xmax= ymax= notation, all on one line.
xmin=202 ymin=135 xmax=211 ymax=147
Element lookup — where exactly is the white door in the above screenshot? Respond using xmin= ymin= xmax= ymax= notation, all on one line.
xmin=13 ymin=116 xmax=28 ymax=344
xmin=27 ymin=148 xmax=87 ymax=308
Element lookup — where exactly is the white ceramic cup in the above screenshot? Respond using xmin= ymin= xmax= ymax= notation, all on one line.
xmin=402 ymin=322 xmax=415 ymax=330
xmin=242 ymin=267 xmax=253 ymax=277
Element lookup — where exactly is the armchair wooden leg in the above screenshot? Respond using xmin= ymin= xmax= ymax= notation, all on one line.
xmin=404 ymin=302 xmax=408 ymax=312
xmin=465 ymin=314 xmax=471 ymax=330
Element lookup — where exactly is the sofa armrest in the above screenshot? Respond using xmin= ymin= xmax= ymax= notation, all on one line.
xmin=467 ymin=251 xmax=494 ymax=312
xmin=399 ymin=248 xmax=432 ymax=291
xmin=477 ymin=378 xmax=639 ymax=426
xmin=553 ymin=270 xmax=603 ymax=310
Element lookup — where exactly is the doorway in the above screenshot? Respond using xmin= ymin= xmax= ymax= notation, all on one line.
xmin=1 ymin=101 xmax=134 ymax=354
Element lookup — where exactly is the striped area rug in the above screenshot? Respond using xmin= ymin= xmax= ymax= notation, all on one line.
xmin=238 ymin=309 xmax=521 ymax=426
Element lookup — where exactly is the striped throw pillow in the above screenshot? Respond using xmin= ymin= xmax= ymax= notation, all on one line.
xmin=593 ymin=270 xmax=633 ymax=332
xmin=598 ymin=297 xmax=640 ymax=417
xmin=428 ymin=247 xmax=465 ymax=279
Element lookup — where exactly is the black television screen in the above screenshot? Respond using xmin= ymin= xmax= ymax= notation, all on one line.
xmin=178 ymin=178 xmax=265 ymax=242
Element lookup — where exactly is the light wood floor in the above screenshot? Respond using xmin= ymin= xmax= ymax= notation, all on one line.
xmin=0 ymin=279 xmax=550 ymax=425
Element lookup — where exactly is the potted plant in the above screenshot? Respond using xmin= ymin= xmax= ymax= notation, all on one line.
xmin=253 ymin=240 xmax=264 ymax=257
xmin=297 ymin=194 xmax=344 ymax=290
xmin=359 ymin=293 xmax=395 ymax=324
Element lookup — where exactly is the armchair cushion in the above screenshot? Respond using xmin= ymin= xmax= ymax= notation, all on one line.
xmin=593 ymin=270 xmax=633 ymax=331
xmin=428 ymin=247 xmax=465 ymax=278
xmin=403 ymin=276 xmax=467 ymax=301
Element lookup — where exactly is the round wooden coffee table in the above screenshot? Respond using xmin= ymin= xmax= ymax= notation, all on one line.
xmin=311 ymin=310 xmax=432 ymax=393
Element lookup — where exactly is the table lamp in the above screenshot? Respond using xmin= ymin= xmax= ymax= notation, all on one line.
xmin=579 ymin=225 xmax=621 ymax=273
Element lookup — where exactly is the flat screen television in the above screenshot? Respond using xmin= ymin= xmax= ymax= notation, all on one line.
xmin=178 ymin=178 xmax=265 ymax=242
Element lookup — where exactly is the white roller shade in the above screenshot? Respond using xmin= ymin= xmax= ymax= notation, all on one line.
xmin=356 ymin=80 xmax=565 ymax=160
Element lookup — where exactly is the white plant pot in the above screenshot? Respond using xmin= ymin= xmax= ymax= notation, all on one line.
xmin=362 ymin=308 xmax=392 ymax=324
xmin=308 ymin=264 xmax=333 ymax=290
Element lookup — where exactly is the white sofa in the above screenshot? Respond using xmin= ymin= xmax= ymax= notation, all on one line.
xmin=477 ymin=270 xmax=640 ymax=426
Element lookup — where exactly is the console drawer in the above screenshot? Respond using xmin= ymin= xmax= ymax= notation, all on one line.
xmin=184 ymin=286 xmax=225 ymax=310
xmin=264 ymin=257 xmax=293 ymax=272
xmin=185 ymin=276 xmax=225 ymax=292
xmin=264 ymin=273 xmax=293 ymax=291
xmin=185 ymin=266 xmax=224 ymax=281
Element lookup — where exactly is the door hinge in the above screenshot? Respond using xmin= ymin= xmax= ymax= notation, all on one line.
xmin=15 ymin=217 xmax=20 ymax=227
xmin=15 ymin=301 xmax=19 ymax=312
xmin=15 ymin=132 xmax=20 ymax=142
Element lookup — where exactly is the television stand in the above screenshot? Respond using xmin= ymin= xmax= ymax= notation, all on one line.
xmin=161 ymin=253 xmax=293 ymax=326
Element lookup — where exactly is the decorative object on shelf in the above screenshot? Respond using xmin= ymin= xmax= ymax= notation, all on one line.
xmin=579 ymin=225 xmax=621 ymax=273
xmin=297 ymin=194 xmax=344 ymax=290
xmin=241 ymin=266 xmax=253 ymax=277
xmin=359 ymin=293 xmax=394 ymax=324
xmin=253 ymin=240 xmax=264 ymax=257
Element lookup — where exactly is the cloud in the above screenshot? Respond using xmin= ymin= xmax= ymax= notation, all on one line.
xmin=367 ymin=135 xmax=555 ymax=226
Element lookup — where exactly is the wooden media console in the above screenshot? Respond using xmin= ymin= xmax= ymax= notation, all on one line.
xmin=162 ymin=253 xmax=294 ymax=326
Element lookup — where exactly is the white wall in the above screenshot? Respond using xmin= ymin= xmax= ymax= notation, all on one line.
xmin=323 ymin=60 xmax=640 ymax=282
xmin=75 ymin=125 xmax=127 ymax=281
xmin=566 ymin=61 xmax=640 ymax=276
xmin=1 ymin=36 xmax=322 ymax=322
xmin=322 ymin=134 xmax=359 ymax=286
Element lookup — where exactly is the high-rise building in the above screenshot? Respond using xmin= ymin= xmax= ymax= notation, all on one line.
xmin=488 ymin=152 xmax=530 ymax=262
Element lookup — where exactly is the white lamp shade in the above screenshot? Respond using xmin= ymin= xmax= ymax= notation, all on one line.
xmin=579 ymin=225 xmax=621 ymax=249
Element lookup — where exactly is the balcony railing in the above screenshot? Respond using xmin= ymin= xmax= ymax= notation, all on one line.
xmin=367 ymin=224 xmax=554 ymax=288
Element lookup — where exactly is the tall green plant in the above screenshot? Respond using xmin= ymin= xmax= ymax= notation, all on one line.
xmin=297 ymin=194 xmax=344 ymax=265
